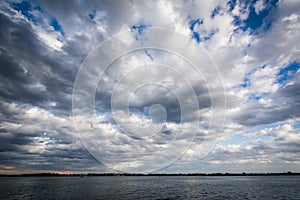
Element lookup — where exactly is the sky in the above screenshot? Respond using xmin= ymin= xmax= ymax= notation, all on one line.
xmin=0 ymin=0 xmax=299 ymax=174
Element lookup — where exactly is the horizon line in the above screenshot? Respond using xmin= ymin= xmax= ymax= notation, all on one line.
xmin=1 ymin=172 xmax=300 ymax=177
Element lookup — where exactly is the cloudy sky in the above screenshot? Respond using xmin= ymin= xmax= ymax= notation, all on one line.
xmin=0 ymin=0 xmax=299 ymax=174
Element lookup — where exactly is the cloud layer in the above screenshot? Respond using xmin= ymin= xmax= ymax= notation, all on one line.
xmin=0 ymin=0 xmax=299 ymax=174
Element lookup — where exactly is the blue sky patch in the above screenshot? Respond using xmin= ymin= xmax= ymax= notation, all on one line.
xmin=11 ymin=1 xmax=37 ymax=24
xmin=230 ymin=0 xmax=278 ymax=33
xmin=188 ymin=18 xmax=216 ymax=43
xmin=11 ymin=1 xmax=64 ymax=36
xmin=131 ymin=24 xmax=148 ymax=35
xmin=293 ymin=121 xmax=300 ymax=132
xmin=248 ymin=94 xmax=261 ymax=102
xmin=191 ymin=32 xmax=200 ymax=43
xmin=238 ymin=64 xmax=268 ymax=88
xmin=88 ymin=8 xmax=97 ymax=20
xmin=239 ymin=76 xmax=250 ymax=88
xmin=49 ymin=18 xmax=65 ymax=36
xmin=227 ymin=0 xmax=237 ymax=13
xmin=189 ymin=18 xmax=203 ymax=31
xmin=211 ymin=6 xmax=221 ymax=19
xmin=245 ymin=0 xmax=278 ymax=32
xmin=131 ymin=24 xmax=149 ymax=41
xmin=188 ymin=18 xmax=203 ymax=43
xmin=277 ymin=62 xmax=300 ymax=85
xmin=144 ymin=50 xmax=153 ymax=61
xmin=217 ymin=133 xmax=245 ymax=145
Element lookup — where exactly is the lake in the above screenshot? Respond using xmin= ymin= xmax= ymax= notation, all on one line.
xmin=0 ymin=176 xmax=300 ymax=199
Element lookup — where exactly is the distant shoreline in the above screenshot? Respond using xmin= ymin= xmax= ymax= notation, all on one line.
xmin=1 ymin=172 xmax=299 ymax=177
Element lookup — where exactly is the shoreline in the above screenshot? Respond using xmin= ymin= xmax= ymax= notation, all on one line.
xmin=1 ymin=172 xmax=299 ymax=177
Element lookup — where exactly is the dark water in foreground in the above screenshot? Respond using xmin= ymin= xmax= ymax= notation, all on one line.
xmin=0 ymin=176 xmax=300 ymax=199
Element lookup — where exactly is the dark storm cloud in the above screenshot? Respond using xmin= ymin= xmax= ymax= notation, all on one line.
xmin=0 ymin=3 xmax=101 ymax=173
xmin=0 ymin=146 xmax=100 ymax=172
xmin=0 ymin=9 xmax=79 ymax=114
xmin=278 ymin=74 xmax=300 ymax=111
xmin=95 ymin=77 xmax=212 ymax=124
xmin=0 ymin=119 xmax=99 ymax=172
xmin=0 ymin=48 xmax=47 ymax=105
xmin=0 ymin=133 xmax=30 ymax=152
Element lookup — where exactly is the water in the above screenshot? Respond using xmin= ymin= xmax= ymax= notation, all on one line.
xmin=0 ymin=176 xmax=300 ymax=199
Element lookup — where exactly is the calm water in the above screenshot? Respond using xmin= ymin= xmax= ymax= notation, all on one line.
xmin=0 ymin=176 xmax=300 ymax=199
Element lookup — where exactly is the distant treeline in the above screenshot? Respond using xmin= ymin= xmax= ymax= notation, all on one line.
xmin=1 ymin=172 xmax=299 ymax=177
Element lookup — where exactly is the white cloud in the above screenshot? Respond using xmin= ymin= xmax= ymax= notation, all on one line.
xmin=254 ymin=0 xmax=267 ymax=15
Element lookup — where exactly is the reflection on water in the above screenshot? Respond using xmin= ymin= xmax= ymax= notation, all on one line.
xmin=0 ymin=176 xmax=300 ymax=199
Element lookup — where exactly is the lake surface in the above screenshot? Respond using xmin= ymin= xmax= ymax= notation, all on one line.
xmin=0 ymin=176 xmax=300 ymax=199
